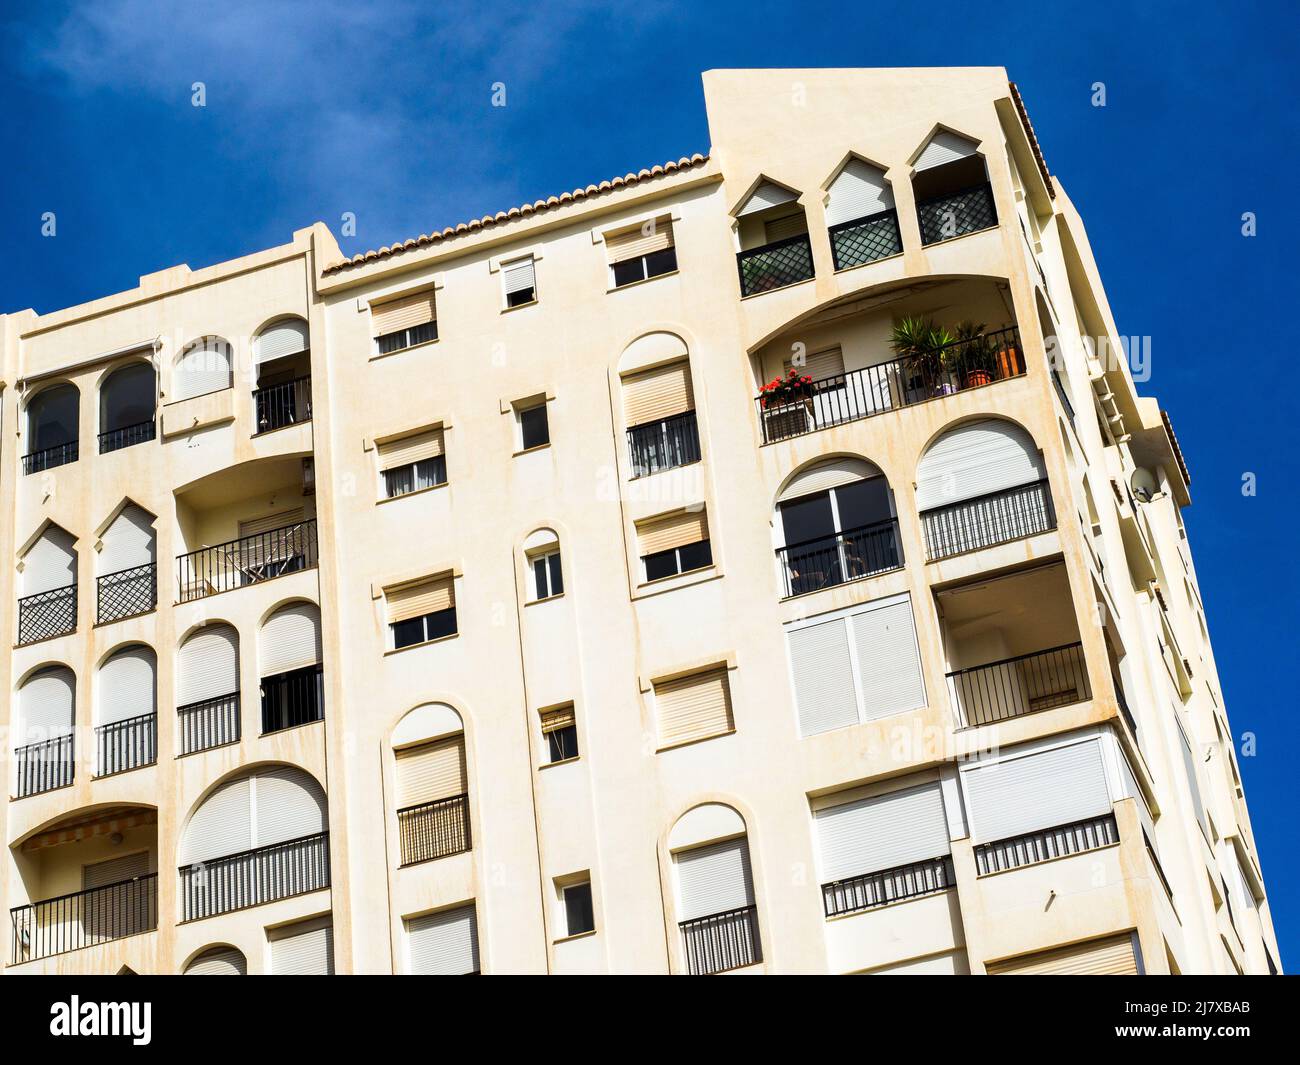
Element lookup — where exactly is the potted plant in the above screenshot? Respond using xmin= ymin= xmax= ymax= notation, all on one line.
xmin=953 ymin=320 xmax=996 ymax=388
xmin=890 ymin=316 xmax=958 ymax=396
xmin=759 ymin=368 xmax=815 ymax=409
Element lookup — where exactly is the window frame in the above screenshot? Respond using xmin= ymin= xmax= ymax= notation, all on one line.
xmin=382 ymin=455 xmax=448 ymax=500
xmin=390 ymin=606 xmax=458 ymax=650
xmin=561 ymin=880 xmax=596 ymax=938
xmin=529 ymin=548 xmax=564 ymax=602
xmin=516 ymin=401 xmax=550 ymax=452
xmin=501 ymin=254 xmax=538 ymax=310
xmin=643 ymin=538 xmax=713 ymax=582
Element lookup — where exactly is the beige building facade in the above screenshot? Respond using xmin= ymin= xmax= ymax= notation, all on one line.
xmin=0 ymin=67 xmax=1280 ymax=975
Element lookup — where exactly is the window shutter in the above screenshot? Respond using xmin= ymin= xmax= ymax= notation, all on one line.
xmin=19 ymin=666 xmax=75 ymax=738
xmin=655 ymin=667 xmax=733 ymax=746
xmin=371 ymin=289 xmax=435 ymax=337
xmin=238 ymin=508 xmax=305 ymax=539
xmin=254 ymin=318 xmax=309 ymax=362
xmin=963 ymin=739 xmax=1112 ymax=843
xmin=622 ymin=361 xmax=694 ymax=426
xmin=98 ymin=647 xmax=156 ymax=725
xmin=259 ymin=602 xmax=322 ymax=676
xmin=387 ymin=576 xmax=454 ymax=624
xmin=540 ymin=705 xmax=576 ymax=734
xmin=784 ymin=347 xmax=845 ymax=382
xmin=23 ymin=526 xmax=76 ymax=595
xmin=378 ymin=429 xmax=444 ymax=470
xmin=915 ymin=131 xmax=979 ymax=171
xmin=395 ymin=735 xmax=467 ymax=808
xmin=173 ymin=340 xmax=233 ymax=401
xmin=406 ymin=905 xmax=479 ymax=975
xmin=739 ymin=181 xmax=797 ymax=216
xmin=185 ymin=946 xmax=247 ymax=975
xmin=99 ymin=505 xmax=155 ymax=574
xmin=638 ymin=509 xmax=708 ymax=557
xmin=915 ymin=419 xmax=1046 ymax=510
xmin=83 ymin=851 xmax=149 ymax=891
xmin=502 ymin=257 xmax=536 ymax=299
xmin=815 ymin=782 xmax=950 ymax=884
xmin=826 ymin=160 xmax=894 ymax=226
xmin=764 ymin=213 xmax=807 ymax=243
xmin=675 ymin=838 xmax=754 ymax=920
xmin=605 ymin=218 xmax=674 ymax=262
xmin=788 ymin=616 xmax=859 ymax=737
xmin=270 ymin=918 xmax=334 ymax=975
xmin=252 ymin=766 xmax=327 ymax=847
xmin=776 ymin=457 xmax=877 ymax=502
xmin=851 ymin=598 xmax=927 ymax=720
xmin=181 ymin=775 xmax=253 ymax=865
xmin=178 ymin=623 xmax=240 ymax=705
xmin=987 ymin=933 xmax=1139 ymax=976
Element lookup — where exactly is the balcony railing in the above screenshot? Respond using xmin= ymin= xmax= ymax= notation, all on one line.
xmin=254 ymin=375 xmax=311 ymax=434
xmin=178 ymin=692 xmax=241 ymax=755
xmin=917 ymin=182 xmax=997 ymax=245
xmin=96 ymin=563 xmax=157 ymax=624
xmin=920 ymin=479 xmax=1056 ymax=561
xmin=829 ymin=209 xmax=902 ymax=270
xmin=397 ymin=793 xmax=472 ymax=866
xmin=95 ymin=713 xmax=157 ymax=777
xmin=947 ymin=641 xmax=1091 ymax=729
xmin=14 ymin=734 xmax=74 ymax=798
xmin=180 ymin=832 xmax=330 ymax=921
xmin=22 ymin=440 xmax=78 ymax=475
xmin=975 ymin=813 xmax=1119 ymax=875
xmin=17 ymin=584 xmax=77 ymax=645
xmin=776 ymin=519 xmax=902 ymax=598
xmin=757 ymin=325 xmax=1024 ymax=444
xmin=679 ymin=905 xmax=762 ymax=975
xmin=627 ymin=411 xmax=701 ymax=478
xmin=176 ymin=518 xmax=318 ymax=602
xmin=261 ymin=664 xmax=324 ymax=734
xmin=98 ymin=420 xmax=156 ymax=454
xmin=822 ymin=855 xmax=956 ymax=918
xmin=737 ymin=233 xmax=814 ymax=297
xmin=11 ymin=873 xmax=157 ymax=964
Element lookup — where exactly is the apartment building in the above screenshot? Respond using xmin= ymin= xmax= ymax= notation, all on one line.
xmin=0 ymin=67 xmax=1279 ymax=976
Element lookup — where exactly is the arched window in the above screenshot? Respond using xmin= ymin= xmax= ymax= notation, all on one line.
xmin=24 ymin=383 xmax=79 ymax=472
xmin=179 ymin=765 xmax=328 ymax=920
xmin=618 ymin=332 xmax=700 ymax=478
xmin=911 ymin=130 xmax=996 ymax=245
xmin=735 ymin=179 xmax=813 ymax=295
xmin=775 ymin=458 xmax=901 ymax=596
xmin=825 ymin=158 xmax=901 ymax=268
xmin=252 ymin=317 xmax=311 ymax=432
xmin=96 ymin=646 xmax=157 ymax=776
xmin=259 ymin=602 xmax=323 ymax=733
xmin=391 ymin=704 xmax=469 ymax=866
xmin=97 ymin=504 xmax=157 ymax=624
xmin=99 ymin=362 xmax=156 ymax=452
xmin=915 ymin=418 xmax=1054 ymax=560
xmin=177 ymin=623 xmax=241 ymax=754
xmin=524 ymin=529 xmax=563 ymax=602
xmin=15 ymin=666 xmax=75 ymax=796
xmin=184 ymin=945 xmax=247 ymax=975
xmin=18 ymin=524 xmax=77 ymax=644
xmin=173 ymin=337 xmax=233 ymax=401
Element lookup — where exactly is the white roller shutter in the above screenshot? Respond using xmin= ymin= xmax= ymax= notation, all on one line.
xmin=675 ymin=838 xmax=755 ymax=921
xmin=254 ymin=318 xmax=309 ymax=363
xmin=963 ymin=739 xmax=1112 ymax=843
xmin=271 ymin=919 xmax=334 ymax=975
xmin=778 ymin=458 xmax=879 ymax=502
xmin=173 ymin=340 xmax=233 ymax=401
xmin=869 ymin=950 xmax=969 ymax=975
xmin=181 ymin=775 xmax=253 ymax=864
xmin=826 ymin=160 xmax=895 ymax=226
xmin=259 ymin=602 xmax=322 ymax=676
xmin=98 ymin=647 xmax=156 ymax=725
xmin=788 ymin=616 xmax=859 ymax=737
xmin=19 ymin=666 xmax=75 ymax=738
xmin=185 ymin=947 xmax=247 ymax=975
xmin=178 ymin=623 xmax=240 ymax=705
xmin=915 ymin=131 xmax=979 ymax=170
xmin=99 ymin=505 xmax=155 ymax=574
xmin=739 ymin=181 xmax=797 ymax=216
xmin=816 ymin=782 xmax=950 ymax=884
xmin=406 ymin=905 xmax=480 ymax=975
xmin=253 ymin=766 xmax=328 ymax=847
xmin=764 ymin=213 xmax=807 ymax=243
xmin=853 ymin=598 xmax=927 ymax=720
xmin=83 ymin=851 xmax=149 ymax=891
xmin=23 ymin=526 xmax=76 ymax=595
xmin=915 ymin=419 xmax=1047 ymax=510
xmin=502 ymin=257 xmax=536 ymax=301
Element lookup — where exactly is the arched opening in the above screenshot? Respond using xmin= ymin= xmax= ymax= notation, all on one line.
xmin=258 ymin=601 xmax=323 ymax=733
xmin=95 ymin=645 xmax=157 ymax=777
xmin=391 ymin=704 xmax=470 ymax=866
xmin=24 ymin=383 xmax=79 ymax=473
xmin=96 ymin=503 xmax=157 ymax=624
xmin=252 ymin=317 xmax=311 ymax=432
xmin=734 ymin=179 xmax=814 ymax=296
xmin=825 ymin=157 xmax=901 ymax=269
xmin=98 ymin=362 xmax=156 ymax=453
xmin=184 ymin=944 xmax=247 ymax=975
xmin=177 ymin=622 xmax=241 ymax=755
xmin=18 ymin=524 xmax=77 ymax=645
xmin=911 ymin=130 xmax=997 ymax=246
xmin=618 ymin=332 xmax=701 ymax=478
xmin=173 ymin=337 xmax=233 ymax=402
xmin=14 ymin=665 xmax=76 ymax=796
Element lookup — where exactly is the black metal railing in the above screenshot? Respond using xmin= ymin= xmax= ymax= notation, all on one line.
xmin=22 ymin=440 xmax=78 ymax=475
xmin=975 ymin=814 xmax=1119 ymax=875
xmin=920 ymin=479 xmax=1056 ymax=561
xmin=1115 ymin=682 xmax=1139 ymax=739
xmin=260 ymin=664 xmax=324 ymax=734
xmin=176 ymin=518 xmax=317 ymax=602
xmin=679 ymin=905 xmax=762 ymax=975
xmin=96 ymin=563 xmax=157 ymax=624
xmin=822 ymin=855 xmax=956 ymax=918
xmin=947 ymin=641 xmax=1091 ymax=728
xmin=95 ymin=713 xmax=157 ymax=777
xmin=253 ymin=375 xmax=312 ymax=433
xmin=98 ymin=420 xmax=156 ymax=454
xmin=11 ymin=873 xmax=157 ymax=964
xmin=177 ymin=692 xmax=241 ymax=755
xmin=757 ymin=325 xmax=1024 ymax=444
xmin=17 ymin=584 xmax=77 ymax=644
xmin=14 ymin=734 xmax=74 ymax=798
xmin=737 ymin=233 xmax=814 ymax=296
xmin=917 ymin=182 xmax=997 ymax=245
xmin=829 ymin=209 xmax=902 ymax=270
xmin=627 ymin=411 xmax=701 ymax=478
xmin=776 ymin=519 xmax=902 ymax=598
xmin=179 ymin=832 xmax=329 ymax=921
xmin=397 ymin=793 xmax=472 ymax=866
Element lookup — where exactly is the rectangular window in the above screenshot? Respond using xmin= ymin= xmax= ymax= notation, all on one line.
xmin=654 ymin=665 xmax=733 ymax=747
xmin=540 ymin=704 xmax=578 ymax=763
xmin=562 ymin=881 xmax=595 ymax=936
xmin=638 ymin=509 xmax=711 ymax=582
xmin=502 ymin=256 xmax=537 ymax=308
xmin=606 ymin=217 xmax=677 ymax=288
xmin=383 ymin=457 xmax=447 ymax=498
xmin=530 ymin=550 xmax=563 ymax=601
xmin=378 ymin=428 xmax=446 ymax=498
xmin=387 ymin=575 xmax=456 ymax=648
xmin=372 ymin=289 xmax=437 ymax=354
xmin=518 ymin=403 xmax=550 ymax=451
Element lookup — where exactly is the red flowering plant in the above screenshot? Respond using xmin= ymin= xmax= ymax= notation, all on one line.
xmin=759 ymin=368 xmax=815 ymax=409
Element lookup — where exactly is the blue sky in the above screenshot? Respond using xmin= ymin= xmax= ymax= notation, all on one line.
xmin=2 ymin=2 xmax=1296 ymax=962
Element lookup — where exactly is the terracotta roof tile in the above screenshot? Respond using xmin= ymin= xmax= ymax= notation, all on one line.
xmin=1009 ymin=82 xmax=1055 ymax=200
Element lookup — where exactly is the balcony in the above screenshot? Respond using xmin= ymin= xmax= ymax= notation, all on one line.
xmin=627 ymin=411 xmax=701 ymax=478
xmin=756 ymin=325 xmax=1024 ymax=445
xmin=975 ymin=813 xmax=1119 ymax=875
xmin=737 ymin=234 xmax=814 ymax=297
xmin=10 ymin=874 xmax=157 ymax=964
xmin=680 ymin=905 xmax=762 ymax=975
xmin=254 ymin=375 xmax=311 ymax=434
xmin=917 ymin=183 xmax=997 ymax=246
xmin=261 ymin=664 xmax=324 ymax=735
xmin=920 ymin=479 xmax=1056 ymax=561
xmin=947 ymin=642 xmax=1091 ymax=729
xmin=96 ymin=563 xmax=157 ymax=624
xmin=829 ymin=208 xmax=902 ymax=270
xmin=95 ymin=713 xmax=157 ymax=777
xmin=397 ymin=793 xmax=472 ymax=866
xmin=180 ymin=832 xmax=329 ymax=921
xmin=822 ymin=855 xmax=956 ymax=918
xmin=777 ymin=519 xmax=902 ymax=598
xmin=98 ymin=419 xmax=156 ymax=454
xmin=177 ymin=692 xmax=241 ymax=756
xmin=14 ymin=735 xmax=74 ymax=798
xmin=17 ymin=585 xmax=77 ymax=644
xmin=22 ymin=440 xmax=78 ymax=475
xmin=177 ymin=518 xmax=318 ymax=603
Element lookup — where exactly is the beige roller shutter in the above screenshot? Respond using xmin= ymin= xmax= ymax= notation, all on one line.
xmin=396 ymin=735 xmax=467 ymax=807
xmin=372 ymin=289 xmax=435 ymax=336
xmin=540 ymin=705 xmax=576 ymax=733
xmin=238 ymin=508 xmax=304 ymax=539
xmin=655 ymin=667 xmax=733 ymax=746
xmin=387 ymin=575 xmax=454 ymax=623
xmin=764 ymin=212 xmax=807 ymax=243
xmin=784 ymin=347 xmax=845 ymax=382
xmin=83 ymin=851 xmax=150 ymax=891
xmin=606 ymin=218 xmax=674 ymax=262
xmin=622 ymin=361 xmax=694 ymax=426
xmin=638 ymin=510 xmax=708 ymax=557
xmin=377 ymin=428 xmax=444 ymax=470
xmin=988 ymin=933 xmax=1139 ymax=976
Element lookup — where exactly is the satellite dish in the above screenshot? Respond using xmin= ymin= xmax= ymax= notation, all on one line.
xmin=1130 ymin=467 xmax=1157 ymax=503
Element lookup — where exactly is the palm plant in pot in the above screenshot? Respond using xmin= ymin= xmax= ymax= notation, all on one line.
xmin=890 ymin=316 xmax=958 ymax=396
xmin=952 ymin=321 xmax=996 ymax=388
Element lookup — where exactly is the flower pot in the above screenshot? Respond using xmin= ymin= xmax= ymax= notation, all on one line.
xmin=996 ymin=344 xmax=1023 ymax=379
xmin=965 ymin=368 xmax=993 ymax=388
